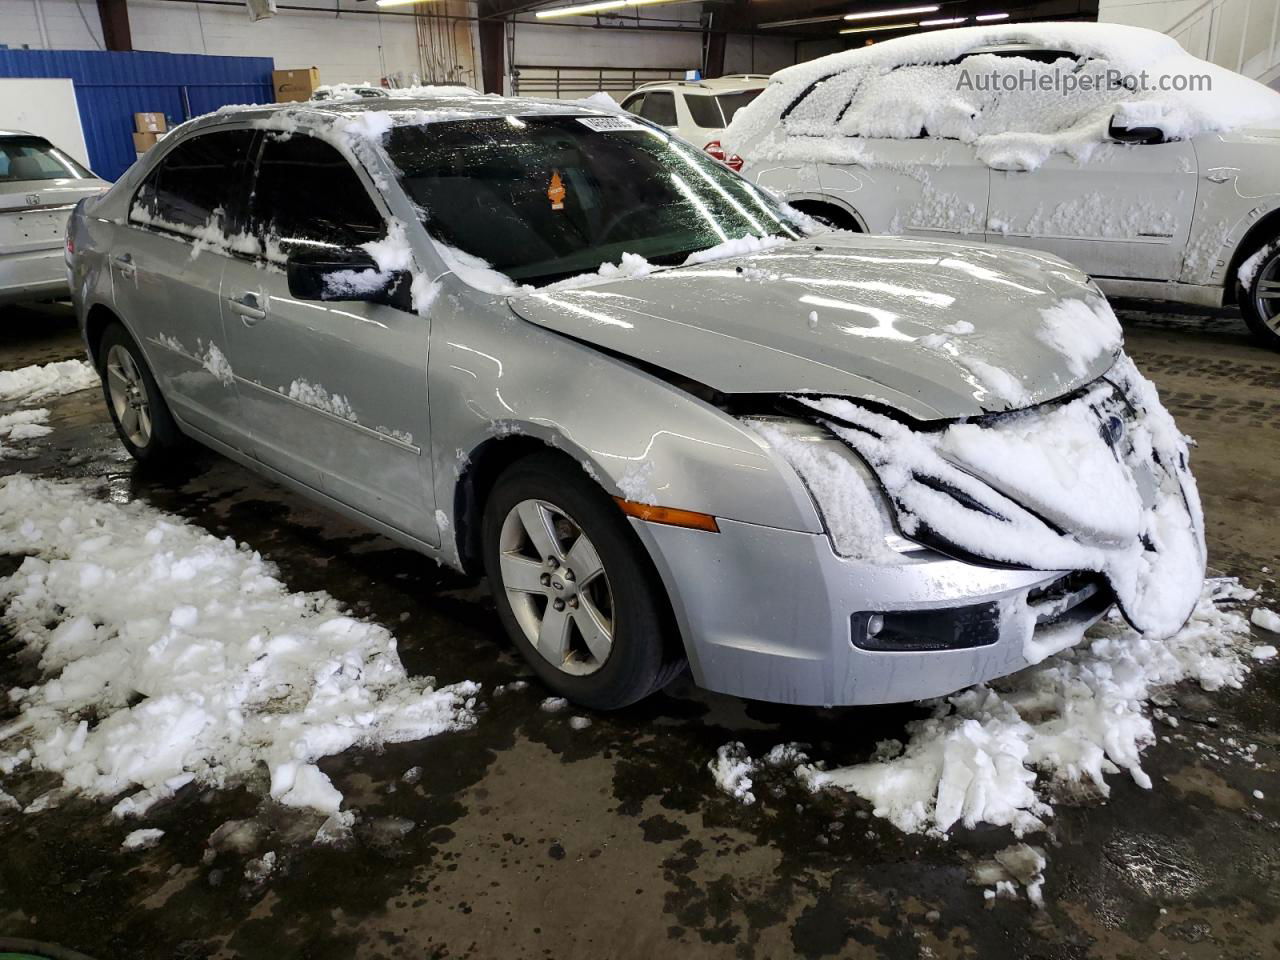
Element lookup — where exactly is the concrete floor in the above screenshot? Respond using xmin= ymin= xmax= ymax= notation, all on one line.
xmin=0 ymin=300 xmax=1278 ymax=960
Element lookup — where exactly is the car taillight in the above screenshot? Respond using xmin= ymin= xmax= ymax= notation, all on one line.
xmin=65 ymin=234 xmax=74 ymax=256
xmin=703 ymin=140 xmax=744 ymax=172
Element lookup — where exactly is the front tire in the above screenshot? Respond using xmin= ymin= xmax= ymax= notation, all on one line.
xmin=97 ymin=321 xmax=184 ymax=462
xmin=1239 ymin=241 xmax=1280 ymax=351
xmin=482 ymin=452 xmax=685 ymax=710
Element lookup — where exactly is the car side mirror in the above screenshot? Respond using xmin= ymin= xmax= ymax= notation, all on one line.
xmin=286 ymin=249 xmax=411 ymax=309
xmin=1108 ymin=115 xmax=1166 ymax=145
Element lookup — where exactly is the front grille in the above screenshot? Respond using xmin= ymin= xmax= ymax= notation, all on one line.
xmin=1027 ymin=571 xmax=1114 ymax=627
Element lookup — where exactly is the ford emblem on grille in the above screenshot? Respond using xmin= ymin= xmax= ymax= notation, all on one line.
xmin=1101 ymin=414 xmax=1126 ymax=447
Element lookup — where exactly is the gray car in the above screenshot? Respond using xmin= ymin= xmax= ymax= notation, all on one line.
xmin=1 ymin=130 xmax=109 ymax=305
xmin=67 ymin=96 xmax=1205 ymax=709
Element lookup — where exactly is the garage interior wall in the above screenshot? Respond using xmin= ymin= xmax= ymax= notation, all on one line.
xmin=1 ymin=0 xmax=480 ymax=89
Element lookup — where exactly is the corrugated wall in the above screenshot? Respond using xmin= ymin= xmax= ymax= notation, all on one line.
xmin=0 ymin=49 xmax=274 ymax=182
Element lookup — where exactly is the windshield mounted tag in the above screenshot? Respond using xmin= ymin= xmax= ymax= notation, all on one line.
xmin=576 ymin=116 xmax=645 ymax=133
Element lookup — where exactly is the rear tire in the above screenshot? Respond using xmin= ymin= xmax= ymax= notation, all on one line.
xmin=788 ymin=199 xmax=863 ymax=233
xmin=97 ymin=321 xmax=185 ymax=462
xmin=482 ymin=452 xmax=685 ymax=710
xmin=1239 ymin=240 xmax=1280 ymax=351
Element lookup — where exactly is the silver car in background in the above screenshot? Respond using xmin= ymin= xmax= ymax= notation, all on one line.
xmin=1 ymin=130 xmax=108 ymax=305
xmin=67 ymin=97 xmax=1204 ymax=710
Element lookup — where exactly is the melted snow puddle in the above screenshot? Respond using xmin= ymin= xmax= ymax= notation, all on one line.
xmin=0 ymin=475 xmax=479 ymax=836
xmin=709 ymin=580 xmax=1259 ymax=901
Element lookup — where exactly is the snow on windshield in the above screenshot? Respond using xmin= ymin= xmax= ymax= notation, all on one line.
xmin=0 ymin=475 xmax=478 ymax=826
xmin=725 ymin=23 xmax=1280 ymax=172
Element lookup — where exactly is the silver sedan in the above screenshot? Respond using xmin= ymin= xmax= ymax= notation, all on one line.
xmin=67 ymin=96 xmax=1205 ymax=709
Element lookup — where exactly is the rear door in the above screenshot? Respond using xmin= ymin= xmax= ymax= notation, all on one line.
xmin=218 ymin=131 xmax=437 ymax=543
xmin=110 ymin=129 xmax=256 ymax=444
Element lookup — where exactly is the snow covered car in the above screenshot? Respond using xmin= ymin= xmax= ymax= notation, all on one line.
xmin=2 ymin=130 xmax=108 ymax=305
xmin=67 ymin=95 xmax=1206 ymax=710
xmin=726 ymin=23 xmax=1280 ymax=350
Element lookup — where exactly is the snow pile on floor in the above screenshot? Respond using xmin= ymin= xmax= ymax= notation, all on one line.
xmin=799 ymin=352 xmax=1206 ymax=637
xmin=1252 ymin=607 xmax=1280 ymax=633
xmin=725 ymin=23 xmax=1280 ymax=173
xmin=0 ymin=360 xmax=98 ymax=405
xmin=709 ymin=742 xmax=809 ymax=807
xmin=0 ymin=476 xmax=479 ymax=821
xmin=973 ymin=844 xmax=1047 ymax=906
xmin=0 ymin=410 xmax=52 ymax=459
xmin=709 ymin=581 xmax=1253 ymax=839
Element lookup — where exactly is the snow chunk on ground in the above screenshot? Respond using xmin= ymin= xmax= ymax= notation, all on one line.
xmin=122 ymin=828 xmax=164 ymax=851
xmin=0 ymin=410 xmax=52 ymax=459
xmin=540 ymin=697 xmax=568 ymax=713
xmin=1252 ymin=608 xmax=1280 ymax=633
xmin=709 ymin=742 xmax=758 ymax=805
xmin=1252 ymin=645 xmax=1277 ymax=661
xmin=0 ymin=360 xmax=98 ymax=405
xmin=795 ymin=581 xmax=1251 ymax=837
xmin=0 ymin=476 xmax=479 ymax=819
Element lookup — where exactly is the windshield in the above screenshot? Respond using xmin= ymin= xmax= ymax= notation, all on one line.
xmin=0 ymin=136 xmax=93 ymax=182
xmin=383 ymin=114 xmax=803 ymax=286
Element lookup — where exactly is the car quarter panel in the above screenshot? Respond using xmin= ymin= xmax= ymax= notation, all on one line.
xmin=1185 ymin=131 xmax=1280 ymax=287
xmin=425 ymin=282 xmax=825 ymax=568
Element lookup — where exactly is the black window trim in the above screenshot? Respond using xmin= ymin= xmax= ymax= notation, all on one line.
xmin=127 ymin=126 xmax=261 ymax=249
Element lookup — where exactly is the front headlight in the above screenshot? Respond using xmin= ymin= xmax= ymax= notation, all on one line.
xmin=742 ymin=416 xmax=926 ymax=563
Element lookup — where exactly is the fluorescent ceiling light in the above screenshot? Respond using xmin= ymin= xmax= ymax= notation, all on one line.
xmin=535 ymin=0 xmax=683 ymax=18
xmin=375 ymin=0 xmax=435 ymax=6
xmin=919 ymin=16 xmax=968 ymax=25
xmin=840 ymin=21 xmax=917 ymax=34
xmin=975 ymin=11 xmax=1009 ymax=20
xmin=843 ymin=4 xmax=938 ymax=21
xmin=762 ymin=14 xmax=847 ymax=28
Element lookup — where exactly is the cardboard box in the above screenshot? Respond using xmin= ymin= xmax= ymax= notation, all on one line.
xmin=132 ymin=131 xmax=160 ymax=153
xmin=273 ymin=67 xmax=321 ymax=103
xmin=134 ymin=112 xmax=167 ymax=133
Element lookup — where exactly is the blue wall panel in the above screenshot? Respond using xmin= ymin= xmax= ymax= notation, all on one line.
xmin=0 ymin=50 xmax=274 ymax=182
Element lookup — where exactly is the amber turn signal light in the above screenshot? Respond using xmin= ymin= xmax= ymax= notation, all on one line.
xmin=614 ymin=497 xmax=720 ymax=532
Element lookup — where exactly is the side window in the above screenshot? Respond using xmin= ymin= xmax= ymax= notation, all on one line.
xmin=131 ymin=130 xmax=255 ymax=234
xmin=250 ymin=134 xmax=385 ymax=257
xmin=640 ymin=92 xmax=677 ymax=127
xmin=622 ymin=94 xmax=645 ymax=116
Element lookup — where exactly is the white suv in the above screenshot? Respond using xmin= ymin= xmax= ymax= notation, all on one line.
xmin=621 ymin=76 xmax=768 ymax=170
xmin=727 ymin=23 xmax=1280 ymax=349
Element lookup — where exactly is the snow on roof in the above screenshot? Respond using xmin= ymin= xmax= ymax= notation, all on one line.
xmin=725 ymin=22 xmax=1280 ymax=171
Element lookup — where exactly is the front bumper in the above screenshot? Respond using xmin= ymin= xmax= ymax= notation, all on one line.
xmin=633 ymin=515 xmax=1110 ymax=707
xmin=0 ymin=246 xmax=70 ymax=305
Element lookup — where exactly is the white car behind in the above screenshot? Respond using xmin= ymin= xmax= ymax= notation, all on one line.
xmin=621 ymin=75 xmax=769 ymax=169
xmin=726 ymin=23 xmax=1280 ymax=350
xmin=1 ymin=130 xmax=108 ymax=305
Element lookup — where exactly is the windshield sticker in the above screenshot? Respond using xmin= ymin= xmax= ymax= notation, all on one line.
xmin=576 ymin=116 xmax=646 ymax=133
xmin=548 ymin=171 xmax=566 ymax=211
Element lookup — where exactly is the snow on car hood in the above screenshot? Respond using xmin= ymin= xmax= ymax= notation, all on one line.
xmin=508 ymin=234 xmax=1120 ymax=420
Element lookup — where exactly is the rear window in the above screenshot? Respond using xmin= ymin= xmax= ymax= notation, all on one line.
xmin=685 ymin=90 xmax=765 ymax=129
xmin=0 ymin=136 xmax=93 ymax=182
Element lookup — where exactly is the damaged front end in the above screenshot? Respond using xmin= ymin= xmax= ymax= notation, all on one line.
xmin=766 ymin=352 xmax=1206 ymax=644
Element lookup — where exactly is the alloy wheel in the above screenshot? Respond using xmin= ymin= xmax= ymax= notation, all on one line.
xmin=105 ymin=344 xmax=152 ymax=448
xmin=1256 ymin=252 xmax=1280 ymax=333
xmin=498 ymin=498 xmax=614 ymax=676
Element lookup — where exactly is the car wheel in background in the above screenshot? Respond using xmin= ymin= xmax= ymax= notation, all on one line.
xmin=97 ymin=321 xmax=185 ymax=462
xmin=482 ymin=452 xmax=686 ymax=710
xmin=1240 ymin=242 xmax=1280 ymax=351
xmin=787 ymin=199 xmax=863 ymax=233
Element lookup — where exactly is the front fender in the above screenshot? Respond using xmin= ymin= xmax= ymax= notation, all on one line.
xmin=1186 ymin=133 xmax=1280 ymax=286
xmin=428 ymin=282 xmax=823 ymax=563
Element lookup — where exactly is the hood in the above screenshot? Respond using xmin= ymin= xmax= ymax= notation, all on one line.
xmin=508 ymin=235 xmax=1118 ymax=420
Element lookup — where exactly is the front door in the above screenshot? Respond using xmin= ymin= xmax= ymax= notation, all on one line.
xmin=110 ymin=129 xmax=256 ymax=445
xmin=218 ymin=131 xmax=438 ymax=544
xmin=817 ymin=139 xmax=991 ymax=239
xmin=985 ymin=140 xmax=1199 ymax=279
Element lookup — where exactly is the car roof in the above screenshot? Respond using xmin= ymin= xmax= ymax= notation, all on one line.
xmin=0 ymin=129 xmax=38 ymax=138
xmin=632 ymin=76 xmax=768 ymax=94
xmin=191 ymin=93 xmax=609 ymax=135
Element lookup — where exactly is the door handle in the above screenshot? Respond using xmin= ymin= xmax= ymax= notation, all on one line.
xmin=227 ymin=291 xmax=266 ymax=324
xmin=1204 ymin=167 xmax=1237 ymax=184
xmin=113 ymin=252 xmax=135 ymax=277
